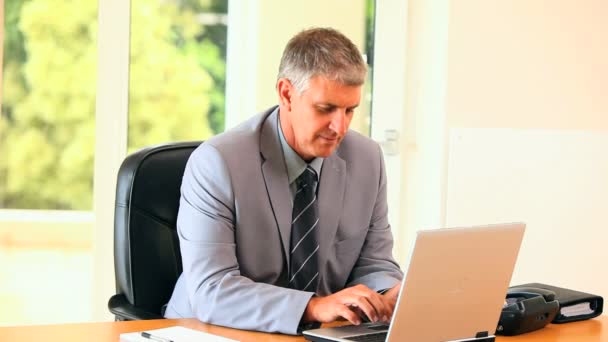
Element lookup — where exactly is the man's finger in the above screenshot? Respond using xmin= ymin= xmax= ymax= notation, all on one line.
xmin=349 ymin=286 xmax=388 ymax=316
xmin=338 ymin=305 xmax=362 ymax=325
xmin=367 ymin=292 xmax=390 ymax=320
xmin=385 ymin=283 xmax=401 ymax=300
xmin=348 ymin=296 xmax=379 ymax=322
xmin=353 ymin=288 xmax=389 ymax=321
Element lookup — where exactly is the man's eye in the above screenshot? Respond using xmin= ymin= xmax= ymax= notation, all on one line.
xmin=318 ymin=107 xmax=333 ymax=113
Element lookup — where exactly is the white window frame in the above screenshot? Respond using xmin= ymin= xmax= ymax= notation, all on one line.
xmin=370 ymin=0 xmax=410 ymax=260
xmin=371 ymin=0 xmax=450 ymax=263
xmin=93 ymin=0 xmax=130 ymax=321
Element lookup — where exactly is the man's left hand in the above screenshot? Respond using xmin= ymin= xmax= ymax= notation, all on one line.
xmin=382 ymin=282 xmax=402 ymax=321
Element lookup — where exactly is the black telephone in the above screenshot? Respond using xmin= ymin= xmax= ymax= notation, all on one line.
xmin=496 ymin=287 xmax=560 ymax=336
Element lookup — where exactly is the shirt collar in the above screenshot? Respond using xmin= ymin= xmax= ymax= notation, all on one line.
xmin=277 ymin=112 xmax=323 ymax=185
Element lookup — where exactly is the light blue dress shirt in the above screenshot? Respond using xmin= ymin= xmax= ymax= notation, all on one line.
xmin=277 ymin=114 xmax=324 ymax=204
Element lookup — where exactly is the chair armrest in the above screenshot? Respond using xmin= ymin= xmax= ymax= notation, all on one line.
xmin=108 ymin=294 xmax=164 ymax=320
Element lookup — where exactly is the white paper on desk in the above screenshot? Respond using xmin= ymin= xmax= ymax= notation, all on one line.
xmin=120 ymin=326 xmax=239 ymax=342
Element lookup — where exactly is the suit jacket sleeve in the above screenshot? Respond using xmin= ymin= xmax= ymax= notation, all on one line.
xmin=346 ymin=145 xmax=403 ymax=290
xmin=177 ymin=143 xmax=314 ymax=335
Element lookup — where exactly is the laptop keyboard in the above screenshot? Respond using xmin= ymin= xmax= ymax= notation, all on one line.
xmin=346 ymin=332 xmax=387 ymax=342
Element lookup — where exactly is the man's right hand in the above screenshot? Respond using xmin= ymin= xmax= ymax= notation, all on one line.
xmin=302 ymin=284 xmax=393 ymax=325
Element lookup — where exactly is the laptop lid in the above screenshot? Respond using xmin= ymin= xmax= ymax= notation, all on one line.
xmin=303 ymin=222 xmax=525 ymax=342
xmin=387 ymin=222 xmax=525 ymax=341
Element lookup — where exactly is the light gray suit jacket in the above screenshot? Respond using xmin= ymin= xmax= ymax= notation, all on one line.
xmin=165 ymin=107 xmax=402 ymax=334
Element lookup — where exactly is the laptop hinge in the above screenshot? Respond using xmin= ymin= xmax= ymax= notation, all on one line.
xmin=443 ymin=331 xmax=495 ymax=342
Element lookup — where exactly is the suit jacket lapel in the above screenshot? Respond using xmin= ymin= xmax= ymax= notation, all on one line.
xmin=317 ymin=152 xmax=346 ymax=270
xmin=259 ymin=109 xmax=292 ymax=261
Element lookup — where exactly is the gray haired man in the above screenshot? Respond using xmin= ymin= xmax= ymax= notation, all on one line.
xmin=165 ymin=27 xmax=403 ymax=335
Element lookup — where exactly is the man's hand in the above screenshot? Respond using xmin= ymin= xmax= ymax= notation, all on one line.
xmin=382 ymin=282 xmax=402 ymax=315
xmin=302 ymin=284 xmax=393 ymax=325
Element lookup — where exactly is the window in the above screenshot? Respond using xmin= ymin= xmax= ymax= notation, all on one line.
xmin=1 ymin=0 xmax=97 ymax=211
xmin=1 ymin=0 xmax=386 ymax=324
xmin=128 ymin=0 xmax=228 ymax=151
xmin=0 ymin=0 xmax=98 ymax=325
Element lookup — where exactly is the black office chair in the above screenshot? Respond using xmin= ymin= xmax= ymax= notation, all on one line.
xmin=108 ymin=141 xmax=202 ymax=320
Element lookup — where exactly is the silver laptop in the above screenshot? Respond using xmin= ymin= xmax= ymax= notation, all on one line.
xmin=303 ymin=222 xmax=526 ymax=342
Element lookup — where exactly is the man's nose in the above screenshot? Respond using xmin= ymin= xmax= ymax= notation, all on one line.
xmin=329 ymin=111 xmax=347 ymax=135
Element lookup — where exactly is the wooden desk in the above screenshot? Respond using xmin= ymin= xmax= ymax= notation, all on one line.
xmin=1 ymin=316 xmax=606 ymax=342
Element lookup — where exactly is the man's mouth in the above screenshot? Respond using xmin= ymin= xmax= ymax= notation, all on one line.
xmin=319 ymin=135 xmax=339 ymax=142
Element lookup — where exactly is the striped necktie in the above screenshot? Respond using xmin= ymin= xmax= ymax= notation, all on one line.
xmin=288 ymin=166 xmax=320 ymax=292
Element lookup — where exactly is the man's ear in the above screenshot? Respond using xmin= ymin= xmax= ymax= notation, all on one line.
xmin=277 ymin=78 xmax=294 ymax=111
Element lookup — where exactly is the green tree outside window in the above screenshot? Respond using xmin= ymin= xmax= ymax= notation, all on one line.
xmin=1 ymin=0 xmax=227 ymax=210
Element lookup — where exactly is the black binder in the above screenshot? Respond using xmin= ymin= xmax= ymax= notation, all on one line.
xmin=511 ymin=283 xmax=603 ymax=323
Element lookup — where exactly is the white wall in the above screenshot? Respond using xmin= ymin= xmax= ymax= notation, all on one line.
xmin=446 ymin=0 xmax=608 ymax=130
xmin=440 ymin=0 xmax=608 ymax=298
xmin=447 ymin=129 xmax=608 ymax=298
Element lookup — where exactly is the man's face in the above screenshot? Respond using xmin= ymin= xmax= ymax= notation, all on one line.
xmin=278 ymin=76 xmax=361 ymax=161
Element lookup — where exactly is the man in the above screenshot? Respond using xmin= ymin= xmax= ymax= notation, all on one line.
xmin=165 ymin=27 xmax=403 ymax=335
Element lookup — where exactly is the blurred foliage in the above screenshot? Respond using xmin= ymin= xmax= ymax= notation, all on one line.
xmin=365 ymin=0 xmax=375 ymax=65
xmin=0 ymin=0 xmax=227 ymax=210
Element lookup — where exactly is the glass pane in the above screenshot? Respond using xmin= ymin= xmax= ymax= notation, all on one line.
xmin=362 ymin=0 xmax=376 ymax=136
xmin=0 ymin=0 xmax=97 ymax=325
xmin=1 ymin=0 xmax=97 ymax=210
xmin=128 ymin=0 xmax=228 ymax=152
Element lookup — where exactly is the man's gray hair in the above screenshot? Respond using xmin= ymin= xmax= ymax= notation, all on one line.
xmin=277 ymin=27 xmax=367 ymax=93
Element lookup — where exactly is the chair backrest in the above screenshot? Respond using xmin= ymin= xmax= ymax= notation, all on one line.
xmin=113 ymin=141 xmax=201 ymax=317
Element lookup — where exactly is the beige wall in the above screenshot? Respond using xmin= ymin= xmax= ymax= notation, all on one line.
xmin=440 ymin=0 xmax=608 ymax=299
xmin=446 ymin=0 xmax=608 ymax=130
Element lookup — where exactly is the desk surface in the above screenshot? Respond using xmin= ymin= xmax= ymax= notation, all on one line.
xmin=1 ymin=316 xmax=606 ymax=342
